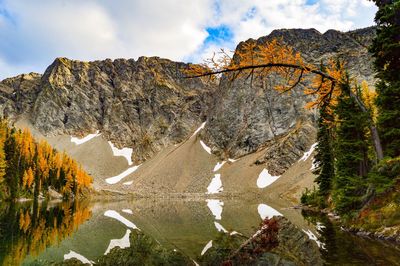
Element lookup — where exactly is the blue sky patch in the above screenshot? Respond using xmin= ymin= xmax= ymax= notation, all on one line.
xmin=306 ymin=0 xmax=319 ymax=5
xmin=0 ymin=6 xmax=16 ymax=25
xmin=205 ymin=25 xmax=234 ymax=45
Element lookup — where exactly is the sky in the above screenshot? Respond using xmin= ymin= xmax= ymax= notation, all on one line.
xmin=0 ymin=0 xmax=377 ymax=80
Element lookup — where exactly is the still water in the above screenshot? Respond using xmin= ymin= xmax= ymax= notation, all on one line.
xmin=0 ymin=198 xmax=399 ymax=265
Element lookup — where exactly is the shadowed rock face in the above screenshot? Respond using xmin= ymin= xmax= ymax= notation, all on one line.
xmin=0 ymin=27 xmax=376 ymax=172
xmin=202 ymin=27 xmax=375 ymax=174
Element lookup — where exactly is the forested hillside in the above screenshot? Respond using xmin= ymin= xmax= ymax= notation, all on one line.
xmin=0 ymin=119 xmax=92 ymax=201
xmin=300 ymin=0 xmax=400 ymax=237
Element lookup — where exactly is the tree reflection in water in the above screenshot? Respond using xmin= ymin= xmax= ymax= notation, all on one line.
xmin=0 ymin=200 xmax=91 ymax=265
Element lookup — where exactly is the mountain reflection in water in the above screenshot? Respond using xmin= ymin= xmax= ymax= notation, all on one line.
xmin=0 ymin=199 xmax=398 ymax=265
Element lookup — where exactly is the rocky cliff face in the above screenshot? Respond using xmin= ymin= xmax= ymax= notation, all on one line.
xmin=0 ymin=72 xmax=41 ymax=121
xmin=31 ymin=57 xmax=215 ymax=162
xmin=202 ymin=27 xmax=375 ymax=174
xmin=0 ymin=27 xmax=376 ymax=172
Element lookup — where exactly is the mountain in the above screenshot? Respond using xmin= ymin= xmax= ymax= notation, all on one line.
xmin=0 ymin=27 xmax=376 ymax=197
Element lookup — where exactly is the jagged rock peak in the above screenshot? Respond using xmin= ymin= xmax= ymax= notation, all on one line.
xmin=31 ymin=54 xmax=216 ymax=162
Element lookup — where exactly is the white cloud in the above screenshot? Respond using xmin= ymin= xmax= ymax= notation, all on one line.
xmin=0 ymin=0 xmax=377 ymax=80
xmin=190 ymin=0 xmax=376 ymax=63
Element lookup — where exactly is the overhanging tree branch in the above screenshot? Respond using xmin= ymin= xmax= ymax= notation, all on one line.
xmin=185 ymin=61 xmax=384 ymax=160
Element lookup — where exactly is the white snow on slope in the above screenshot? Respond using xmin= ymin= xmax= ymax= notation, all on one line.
xmin=206 ymin=174 xmax=223 ymax=194
xmin=105 ymin=165 xmax=140 ymax=184
xmin=105 ymin=229 xmax=131 ymax=255
xmin=206 ymin=199 xmax=224 ymax=220
xmin=258 ymin=204 xmax=283 ymax=220
xmin=123 ymin=181 xmax=133 ymax=185
xmin=316 ymin=222 xmax=326 ymax=231
xmin=191 ymin=122 xmax=206 ymax=137
xmin=310 ymin=158 xmax=319 ymax=171
xmin=257 ymin=169 xmax=280 ymax=188
xmin=300 ymin=142 xmax=318 ymax=161
xmin=213 ymin=161 xmax=226 ymax=172
xmin=108 ymin=141 xmax=133 ymax=165
xmin=214 ymin=221 xmax=228 ymax=233
xmin=200 ymin=140 xmax=212 ymax=154
xmin=228 ymin=158 xmax=237 ymax=163
xmin=64 ymin=250 xmax=94 ymax=265
xmin=122 ymin=209 xmax=133 ymax=214
xmin=71 ymin=131 xmax=100 ymax=145
xmin=201 ymin=240 xmax=213 ymax=256
xmin=104 ymin=210 xmax=138 ymax=229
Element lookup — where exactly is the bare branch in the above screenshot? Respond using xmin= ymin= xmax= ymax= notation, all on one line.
xmin=184 ymin=62 xmax=335 ymax=82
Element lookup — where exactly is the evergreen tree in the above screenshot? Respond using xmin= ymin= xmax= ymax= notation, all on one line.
xmin=369 ymin=0 xmax=400 ymax=157
xmin=313 ymin=106 xmax=334 ymax=197
xmin=332 ymin=79 xmax=371 ymax=213
xmin=4 ymin=131 xmax=19 ymax=199
xmin=0 ymin=119 xmax=92 ymax=201
xmin=0 ymin=132 xmax=6 ymax=198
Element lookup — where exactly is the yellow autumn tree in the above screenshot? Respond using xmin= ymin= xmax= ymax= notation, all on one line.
xmin=360 ymin=80 xmax=377 ymax=121
xmin=0 ymin=118 xmax=93 ymax=200
xmin=22 ymin=167 xmax=34 ymax=189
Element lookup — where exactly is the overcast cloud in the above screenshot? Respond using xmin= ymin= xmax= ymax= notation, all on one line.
xmin=0 ymin=0 xmax=377 ymax=80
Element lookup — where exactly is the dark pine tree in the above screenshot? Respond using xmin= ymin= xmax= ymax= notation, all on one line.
xmin=369 ymin=0 xmax=400 ymax=157
xmin=333 ymin=79 xmax=371 ymax=213
xmin=4 ymin=129 xmax=19 ymax=200
xmin=313 ymin=105 xmax=335 ymax=198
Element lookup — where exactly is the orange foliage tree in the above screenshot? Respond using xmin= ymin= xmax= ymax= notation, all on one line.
xmin=0 ymin=119 xmax=92 ymax=200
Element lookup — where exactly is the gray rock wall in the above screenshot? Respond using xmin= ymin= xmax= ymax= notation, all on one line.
xmin=0 ymin=27 xmax=376 ymax=170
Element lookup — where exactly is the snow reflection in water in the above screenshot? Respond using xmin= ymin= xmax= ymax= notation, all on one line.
xmin=257 ymin=203 xmax=283 ymax=220
xmin=104 ymin=229 xmax=131 ymax=255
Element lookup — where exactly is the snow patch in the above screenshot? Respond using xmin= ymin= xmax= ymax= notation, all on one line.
xmin=71 ymin=131 xmax=100 ymax=145
xmin=300 ymin=143 xmax=318 ymax=162
xmin=104 ymin=210 xmax=138 ymax=229
xmin=214 ymin=221 xmax=228 ymax=233
xmin=108 ymin=141 xmax=133 ymax=165
xmin=258 ymin=204 xmax=283 ymax=220
xmin=206 ymin=174 xmax=223 ymax=194
xmin=64 ymin=250 xmax=94 ymax=265
xmin=104 ymin=229 xmax=131 ymax=255
xmin=316 ymin=222 xmax=326 ymax=231
xmin=257 ymin=169 xmax=280 ymax=188
xmin=200 ymin=140 xmax=212 ymax=154
xmin=213 ymin=161 xmax=226 ymax=172
xmin=228 ymin=158 xmax=237 ymax=163
xmin=310 ymin=158 xmax=319 ymax=171
xmin=206 ymin=199 xmax=224 ymax=220
xmin=302 ymin=229 xmax=326 ymax=249
xmin=123 ymin=181 xmax=133 ymax=185
xmin=191 ymin=122 xmax=206 ymax=137
xmin=201 ymin=240 xmax=213 ymax=256
xmin=105 ymin=165 xmax=140 ymax=184
xmin=122 ymin=209 xmax=133 ymax=214
xmin=230 ymin=231 xmax=240 ymax=236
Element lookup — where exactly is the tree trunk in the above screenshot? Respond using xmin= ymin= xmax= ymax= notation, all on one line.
xmin=349 ymin=90 xmax=384 ymax=161
xmin=370 ymin=125 xmax=384 ymax=160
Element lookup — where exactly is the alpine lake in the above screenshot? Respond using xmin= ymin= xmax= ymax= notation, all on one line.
xmin=0 ymin=197 xmax=399 ymax=265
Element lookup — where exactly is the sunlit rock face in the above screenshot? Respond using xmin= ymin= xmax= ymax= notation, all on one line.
xmin=30 ymin=57 xmax=216 ymax=163
xmin=0 ymin=72 xmax=42 ymax=121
